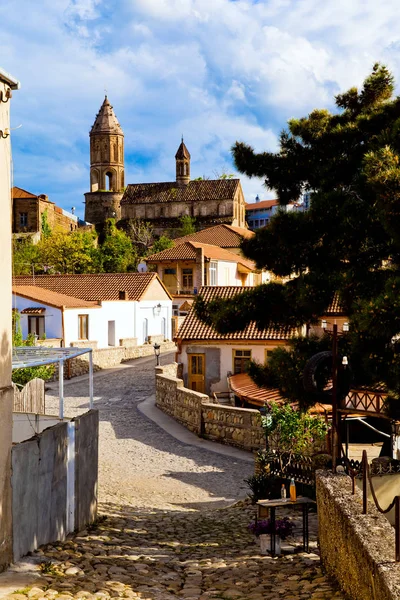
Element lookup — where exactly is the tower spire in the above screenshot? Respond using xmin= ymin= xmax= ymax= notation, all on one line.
xmin=175 ymin=138 xmax=191 ymax=186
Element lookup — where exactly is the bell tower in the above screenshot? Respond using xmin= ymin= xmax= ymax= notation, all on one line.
xmin=175 ymin=138 xmax=191 ymax=187
xmin=84 ymin=96 xmax=124 ymax=224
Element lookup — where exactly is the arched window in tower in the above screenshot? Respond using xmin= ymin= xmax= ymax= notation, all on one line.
xmin=121 ymin=170 xmax=124 ymax=188
xmin=106 ymin=171 xmax=113 ymax=191
xmin=91 ymin=169 xmax=99 ymax=192
xmin=184 ymin=163 xmax=188 ymax=176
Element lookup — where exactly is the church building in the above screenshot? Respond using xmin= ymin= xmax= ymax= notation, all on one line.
xmin=84 ymin=97 xmax=247 ymax=234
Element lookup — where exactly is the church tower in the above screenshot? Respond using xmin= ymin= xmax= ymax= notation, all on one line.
xmin=175 ymin=138 xmax=191 ymax=187
xmin=84 ymin=96 xmax=124 ymax=224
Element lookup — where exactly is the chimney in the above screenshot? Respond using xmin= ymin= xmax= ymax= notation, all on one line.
xmin=119 ymin=290 xmax=128 ymax=300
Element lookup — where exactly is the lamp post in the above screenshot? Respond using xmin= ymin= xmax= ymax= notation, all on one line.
xmin=322 ymin=320 xmax=349 ymax=471
xmin=153 ymin=343 xmax=161 ymax=366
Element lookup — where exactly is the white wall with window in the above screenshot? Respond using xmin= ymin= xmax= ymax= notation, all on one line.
xmin=180 ymin=342 xmax=285 ymax=395
xmin=14 ymin=295 xmax=63 ymax=340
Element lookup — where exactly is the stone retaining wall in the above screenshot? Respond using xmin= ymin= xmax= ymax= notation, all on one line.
xmin=201 ymin=404 xmax=264 ymax=451
xmin=50 ymin=341 xmax=176 ymax=379
xmin=316 ymin=470 xmax=400 ymax=600
xmin=156 ymin=365 xmax=264 ymax=452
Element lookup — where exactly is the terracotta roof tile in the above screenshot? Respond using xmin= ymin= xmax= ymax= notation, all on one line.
xmin=20 ymin=307 xmax=46 ymax=314
xmin=176 ymin=286 xmax=296 ymax=341
xmin=245 ymin=199 xmax=279 ymax=211
xmin=173 ymin=224 xmax=254 ymax=248
xmin=121 ymin=179 xmax=239 ymax=205
xmin=326 ymin=293 xmax=346 ymax=315
xmin=13 ymin=273 xmax=164 ymax=302
xmin=229 ymin=373 xmax=284 ymax=407
xmin=13 ymin=286 xmax=98 ymax=310
xmin=147 ymin=241 xmax=255 ymax=270
xmin=12 ymin=186 xmax=38 ymax=199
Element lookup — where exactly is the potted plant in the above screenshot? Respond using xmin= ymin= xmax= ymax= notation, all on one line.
xmin=248 ymin=517 xmax=295 ymax=555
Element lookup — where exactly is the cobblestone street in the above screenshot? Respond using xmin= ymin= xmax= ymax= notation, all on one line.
xmin=5 ymin=354 xmax=344 ymax=599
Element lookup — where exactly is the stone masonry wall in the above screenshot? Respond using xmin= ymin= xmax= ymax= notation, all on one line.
xmin=52 ymin=341 xmax=176 ymax=379
xmin=156 ymin=365 xmax=265 ymax=452
xmin=201 ymin=403 xmax=264 ymax=452
xmin=316 ymin=471 xmax=400 ymax=600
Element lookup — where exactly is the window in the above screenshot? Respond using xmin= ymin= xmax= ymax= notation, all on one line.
xmin=28 ymin=316 xmax=45 ymax=338
xmin=182 ymin=268 xmax=193 ymax=289
xmin=78 ymin=315 xmax=89 ymax=340
xmin=19 ymin=212 xmax=28 ymax=227
xmin=254 ymin=220 xmax=260 ymax=228
xmin=233 ymin=349 xmax=252 ymax=374
xmin=173 ymin=304 xmax=179 ymax=316
xmin=165 ymin=268 xmax=176 ymax=275
xmin=209 ymin=261 xmax=218 ymax=286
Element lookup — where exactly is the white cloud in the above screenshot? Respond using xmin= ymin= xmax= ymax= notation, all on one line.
xmin=3 ymin=0 xmax=400 ymax=214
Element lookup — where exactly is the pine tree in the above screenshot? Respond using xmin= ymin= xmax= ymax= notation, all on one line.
xmin=196 ymin=64 xmax=400 ymax=404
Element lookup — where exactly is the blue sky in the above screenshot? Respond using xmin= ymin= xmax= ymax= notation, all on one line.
xmin=3 ymin=0 xmax=400 ymax=218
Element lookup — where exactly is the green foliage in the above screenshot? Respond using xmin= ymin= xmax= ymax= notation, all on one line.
xmin=36 ymin=229 xmax=101 ymax=274
xmin=195 ymin=64 xmax=400 ymax=404
xmin=100 ymin=219 xmax=137 ymax=272
xmin=177 ymin=215 xmax=196 ymax=237
xmin=261 ymin=403 xmax=329 ymax=455
xmin=151 ymin=235 xmax=173 ymax=254
xmin=12 ymin=238 xmax=40 ymax=275
xmin=12 ymin=312 xmax=54 ymax=387
xmin=40 ymin=209 xmax=52 ymax=238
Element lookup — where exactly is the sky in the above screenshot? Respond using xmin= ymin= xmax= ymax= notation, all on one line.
xmin=3 ymin=0 xmax=400 ymax=218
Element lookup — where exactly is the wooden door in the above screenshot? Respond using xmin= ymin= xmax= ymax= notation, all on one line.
xmin=188 ymin=354 xmax=205 ymax=393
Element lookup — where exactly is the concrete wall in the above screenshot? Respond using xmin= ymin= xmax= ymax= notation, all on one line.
xmin=0 ymin=70 xmax=18 ymax=571
xmin=12 ymin=422 xmax=68 ymax=561
xmin=180 ymin=341 xmax=287 ymax=394
xmin=316 ymin=471 xmax=400 ymax=600
xmin=155 ymin=365 xmax=264 ymax=452
xmin=74 ymin=410 xmax=99 ymax=531
xmin=12 ymin=410 xmax=98 ymax=561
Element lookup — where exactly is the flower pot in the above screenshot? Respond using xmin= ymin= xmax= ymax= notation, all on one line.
xmin=259 ymin=533 xmax=281 ymax=555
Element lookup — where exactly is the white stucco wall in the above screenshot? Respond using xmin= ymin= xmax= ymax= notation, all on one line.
xmin=216 ymin=260 xmax=242 ymax=286
xmin=13 ymin=295 xmax=172 ymax=349
xmin=13 ymin=295 xmax=63 ymax=340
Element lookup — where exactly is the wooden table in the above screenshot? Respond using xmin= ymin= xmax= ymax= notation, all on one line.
xmin=256 ymin=497 xmax=316 ymax=555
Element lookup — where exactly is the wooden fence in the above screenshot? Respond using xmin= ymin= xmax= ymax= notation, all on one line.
xmin=13 ymin=378 xmax=45 ymax=414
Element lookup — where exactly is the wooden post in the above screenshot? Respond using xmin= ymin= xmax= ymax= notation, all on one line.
xmin=396 ymin=496 xmax=400 ymax=562
xmin=332 ymin=324 xmax=339 ymax=472
xmin=362 ymin=450 xmax=367 ymax=515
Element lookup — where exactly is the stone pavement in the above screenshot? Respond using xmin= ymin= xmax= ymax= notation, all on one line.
xmin=5 ymin=502 xmax=344 ymax=600
xmin=3 ymin=354 xmax=345 ymax=599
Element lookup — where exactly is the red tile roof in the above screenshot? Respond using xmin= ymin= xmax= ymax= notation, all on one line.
xmin=176 ymin=286 xmax=296 ymax=341
xmin=12 ymin=186 xmax=38 ymax=199
xmin=13 ymin=286 xmax=98 ymax=310
xmin=326 ymin=293 xmax=346 ymax=315
xmin=147 ymin=241 xmax=255 ymax=270
xmin=13 ymin=273 xmax=170 ymax=302
xmin=229 ymin=373 xmax=284 ymax=407
xmin=173 ymin=224 xmax=254 ymax=248
xmin=245 ymin=199 xmax=279 ymax=211
xmin=121 ymin=179 xmax=240 ymax=205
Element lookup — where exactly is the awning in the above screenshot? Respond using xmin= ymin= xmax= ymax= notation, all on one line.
xmin=229 ymin=373 xmax=284 ymax=407
xmin=228 ymin=372 xmax=331 ymax=415
xmin=20 ymin=307 xmax=46 ymax=314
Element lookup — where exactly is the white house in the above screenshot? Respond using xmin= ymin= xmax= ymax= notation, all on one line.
xmin=13 ymin=273 xmax=173 ymax=348
xmin=175 ymin=286 xmax=298 ymax=396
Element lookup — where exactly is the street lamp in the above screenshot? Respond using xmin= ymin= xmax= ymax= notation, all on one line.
xmin=153 ymin=343 xmax=161 ymax=366
xmin=154 ymin=303 xmax=162 ymax=316
xmin=321 ymin=319 xmax=350 ymax=471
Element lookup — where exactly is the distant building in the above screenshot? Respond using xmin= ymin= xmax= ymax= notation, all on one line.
xmin=172 ymin=223 xmax=254 ymax=256
xmin=121 ymin=139 xmax=247 ymax=236
xmin=245 ymin=198 xmax=280 ymax=230
xmin=12 ymin=186 xmax=79 ymax=240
